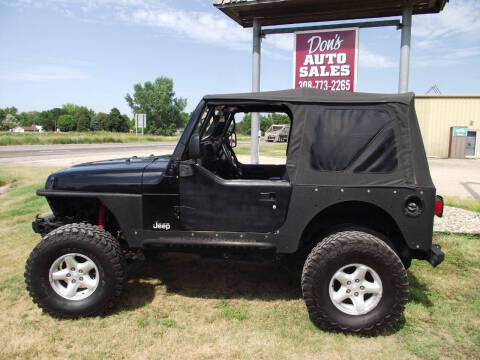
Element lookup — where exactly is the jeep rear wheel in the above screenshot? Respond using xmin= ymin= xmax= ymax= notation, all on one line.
xmin=25 ymin=223 xmax=126 ymax=318
xmin=301 ymin=231 xmax=409 ymax=335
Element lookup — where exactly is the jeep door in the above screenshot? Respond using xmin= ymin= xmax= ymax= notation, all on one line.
xmin=178 ymin=107 xmax=292 ymax=233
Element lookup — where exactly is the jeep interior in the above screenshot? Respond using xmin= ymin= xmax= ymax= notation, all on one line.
xmin=185 ymin=104 xmax=292 ymax=181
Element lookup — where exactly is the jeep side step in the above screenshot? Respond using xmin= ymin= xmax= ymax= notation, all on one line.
xmin=142 ymin=230 xmax=276 ymax=251
xmin=143 ymin=237 xmax=275 ymax=250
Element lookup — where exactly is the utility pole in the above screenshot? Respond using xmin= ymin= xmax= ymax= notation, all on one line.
xmin=251 ymin=18 xmax=261 ymax=164
xmin=398 ymin=5 xmax=412 ymax=93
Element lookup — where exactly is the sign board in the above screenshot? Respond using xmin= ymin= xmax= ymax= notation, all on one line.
xmin=135 ymin=114 xmax=146 ymax=129
xmin=294 ymin=28 xmax=358 ymax=91
xmin=453 ymin=127 xmax=468 ymax=137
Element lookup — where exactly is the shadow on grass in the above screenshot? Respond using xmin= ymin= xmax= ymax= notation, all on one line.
xmin=115 ymin=280 xmax=157 ymax=312
xmin=408 ymin=272 xmax=433 ymax=307
xmin=120 ymin=253 xmax=302 ymax=304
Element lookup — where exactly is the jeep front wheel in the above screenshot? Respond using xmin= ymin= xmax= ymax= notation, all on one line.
xmin=301 ymin=231 xmax=409 ymax=335
xmin=25 ymin=223 xmax=126 ymax=318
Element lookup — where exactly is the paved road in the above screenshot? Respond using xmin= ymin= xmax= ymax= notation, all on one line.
xmin=429 ymin=158 xmax=480 ymax=199
xmin=1 ymin=143 xmax=479 ymax=199
xmin=0 ymin=143 xmax=177 ymax=166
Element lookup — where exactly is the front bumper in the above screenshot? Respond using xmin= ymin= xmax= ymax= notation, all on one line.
xmin=427 ymin=244 xmax=445 ymax=267
xmin=32 ymin=214 xmax=67 ymax=236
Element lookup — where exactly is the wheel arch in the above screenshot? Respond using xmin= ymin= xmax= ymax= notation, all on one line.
xmin=298 ymin=200 xmax=409 ymax=259
xmin=45 ymin=193 xmax=141 ymax=248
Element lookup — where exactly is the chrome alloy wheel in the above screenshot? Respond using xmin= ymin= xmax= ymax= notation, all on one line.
xmin=328 ymin=263 xmax=383 ymax=316
xmin=48 ymin=253 xmax=100 ymax=301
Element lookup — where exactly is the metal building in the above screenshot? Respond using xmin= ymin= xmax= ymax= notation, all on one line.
xmin=415 ymin=95 xmax=480 ymax=159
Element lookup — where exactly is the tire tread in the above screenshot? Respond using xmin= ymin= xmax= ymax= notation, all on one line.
xmin=25 ymin=223 xmax=126 ymax=318
xmin=301 ymin=230 xmax=409 ymax=335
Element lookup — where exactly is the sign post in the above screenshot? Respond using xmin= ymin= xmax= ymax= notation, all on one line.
xmin=294 ymin=28 xmax=358 ymax=91
xmin=135 ymin=114 xmax=146 ymax=137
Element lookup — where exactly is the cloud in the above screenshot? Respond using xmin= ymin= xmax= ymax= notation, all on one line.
xmin=3 ymin=0 xmax=479 ymax=68
xmin=359 ymin=48 xmax=396 ymax=68
xmin=126 ymin=8 xmax=251 ymax=52
xmin=409 ymin=0 xmax=480 ymax=67
xmin=0 ymin=64 xmax=90 ymax=81
xmin=264 ymin=33 xmax=294 ymax=52
xmin=413 ymin=46 xmax=480 ymax=67
xmin=413 ymin=0 xmax=480 ymax=41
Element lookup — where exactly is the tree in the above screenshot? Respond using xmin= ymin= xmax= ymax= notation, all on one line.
xmin=18 ymin=111 xmax=40 ymax=127
xmin=75 ymin=107 xmax=92 ymax=132
xmin=62 ymin=103 xmax=80 ymax=116
xmin=0 ymin=107 xmax=19 ymax=130
xmin=57 ymin=114 xmax=77 ymax=132
xmin=121 ymin=114 xmax=131 ymax=131
xmin=90 ymin=116 xmax=102 ymax=131
xmin=1 ymin=113 xmax=19 ymax=130
xmin=237 ymin=113 xmax=252 ymax=135
xmin=125 ymin=77 xmax=187 ymax=135
xmin=37 ymin=108 xmax=66 ymax=131
xmin=0 ymin=107 xmax=18 ymax=119
xmin=237 ymin=113 xmax=290 ymax=135
xmin=105 ymin=108 xmax=129 ymax=132
xmin=179 ymin=112 xmax=191 ymax=128
xmin=94 ymin=112 xmax=108 ymax=130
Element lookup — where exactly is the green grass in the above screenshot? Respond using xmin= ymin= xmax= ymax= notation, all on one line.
xmin=235 ymin=141 xmax=287 ymax=158
xmin=0 ymin=131 xmax=180 ymax=146
xmin=0 ymin=165 xmax=479 ymax=359
xmin=0 ymin=173 xmax=16 ymax=187
xmin=444 ymin=196 xmax=480 ymax=213
xmin=216 ymin=300 xmax=248 ymax=320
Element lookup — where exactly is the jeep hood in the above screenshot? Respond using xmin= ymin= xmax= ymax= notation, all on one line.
xmin=45 ymin=155 xmax=171 ymax=193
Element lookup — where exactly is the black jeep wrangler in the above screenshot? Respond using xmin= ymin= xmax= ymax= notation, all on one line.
xmin=26 ymin=88 xmax=444 ymax=335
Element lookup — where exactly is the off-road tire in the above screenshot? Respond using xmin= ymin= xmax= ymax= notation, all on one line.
xmin=25 ymin=223 xmax=126 ymax=318
xmin=301 ymin=231 xmax=409 ymax=335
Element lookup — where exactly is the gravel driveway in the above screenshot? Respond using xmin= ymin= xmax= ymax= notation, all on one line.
xmin=434 ymin=206 xmax=480 ymax=234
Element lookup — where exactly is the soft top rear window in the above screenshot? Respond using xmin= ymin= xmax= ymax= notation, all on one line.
xmin=309 ymin=108 xmax=398 ymax=173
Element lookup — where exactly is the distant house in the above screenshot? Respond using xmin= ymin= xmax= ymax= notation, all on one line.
xmin=11 ymin=126 xmax=24 ymax=133
xmin=10 ymin=125 xmax=43 ymax=133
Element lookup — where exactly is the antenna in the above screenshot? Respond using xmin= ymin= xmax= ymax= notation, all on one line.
xmin=425 ymin=85 xmax=442 ymax=94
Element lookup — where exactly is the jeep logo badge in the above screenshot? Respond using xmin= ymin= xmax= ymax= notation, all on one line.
xmin=153 ymin=222 xmax=171 ymax=230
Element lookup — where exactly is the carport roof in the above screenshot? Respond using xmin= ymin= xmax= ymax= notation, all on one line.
xmin=213 ymin=0 xmax=449 ymax=27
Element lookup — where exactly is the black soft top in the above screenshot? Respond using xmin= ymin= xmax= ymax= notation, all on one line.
xmin=204 ymin=88 xmax=413 ymax=105
xmin=203 ymin=88 xmax=433 ymax=189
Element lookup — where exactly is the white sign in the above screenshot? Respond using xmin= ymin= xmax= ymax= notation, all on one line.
xmin=135 ymin=113 xmax=146 ymax=136
xmin=135 ymin=114 xmax=146 ymax=129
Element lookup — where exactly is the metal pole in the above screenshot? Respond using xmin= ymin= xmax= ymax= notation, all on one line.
xmin=142 ymin=114 xmax=144 ymax=136
xmin=135 ymin=114 xmax=138 ymax=136
xmin=251 ymin=18 xmax=261 ymax=164
xmin=398 ymin=5 xmax=412 ymax=93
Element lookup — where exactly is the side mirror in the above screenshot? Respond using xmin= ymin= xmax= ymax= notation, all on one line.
xmin=229 ymin=132 xmax=237 ymax=148
xmin=189 ymin=133 xmax=201 ymax=159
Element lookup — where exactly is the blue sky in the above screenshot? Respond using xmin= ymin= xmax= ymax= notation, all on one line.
xmin=0 ymin=0 xmax=479 ymax=115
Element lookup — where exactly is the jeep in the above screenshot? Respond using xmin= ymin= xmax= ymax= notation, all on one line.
xmin=25 ymin=88 xmax=444 ymax=335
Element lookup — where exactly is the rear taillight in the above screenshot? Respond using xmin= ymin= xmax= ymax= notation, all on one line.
xmin=435 ymin=195 xmax=444 ymax=217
